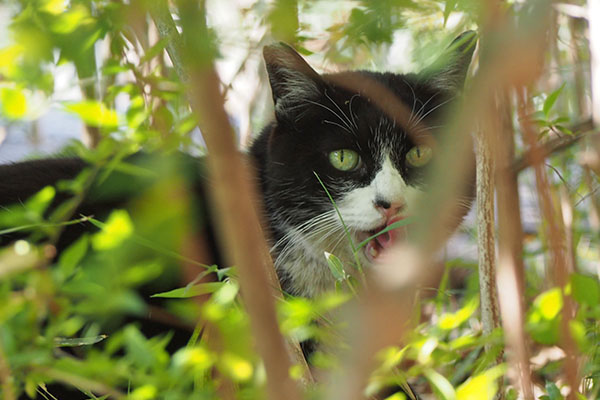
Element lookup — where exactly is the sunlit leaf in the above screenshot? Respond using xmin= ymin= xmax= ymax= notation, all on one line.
xmin=456 ymin=365 xmax=506 ymax=400
xmin=439 ymin=297 xmax=479 ymax=330
xmin=91 ymin=210 xmax=134 ymax=250
xmin=425 ymin=369 xmax=456 ymax=400
xmin=0 ymin=87 xmax=27 ymax=119
xmin=220 ymin=353 xmax=253 ymax=382
xmin=66 ymin=100 xmax=119 ymax=128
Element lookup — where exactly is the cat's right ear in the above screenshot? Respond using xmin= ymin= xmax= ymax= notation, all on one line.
xmin=263 ymin=43 xmax=323 ymax=114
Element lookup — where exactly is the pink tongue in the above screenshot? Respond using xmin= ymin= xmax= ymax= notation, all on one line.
xmin=375 ymin=229 xmax=395 ymax=250
xmin=375 ymin=218 xmax=404 ymax=250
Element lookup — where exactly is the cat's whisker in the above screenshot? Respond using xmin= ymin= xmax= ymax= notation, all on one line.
xmin=305 ymin=99 xmax=355 ymax=133
xmin=324 ymin=90 xmax=357 ymax=133
xmin=403 ymin=79 xmax=419 ymax=128
xmin=347 ymin=94 xmax=360 ymax=130
xmin=323 ymin=120 xmax=353 ymax=134
xmin=410 ymin=96 xmax=456 ymax=128
xmin=410 ymin=92 xmax=440 ymax=130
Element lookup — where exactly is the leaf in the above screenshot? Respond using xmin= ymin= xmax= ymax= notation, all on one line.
xmin=324 ymin=251 xmax=346 ymax=281
xmin=424 ymin=369 xmax=456 ymax=400
xmin=570 ymin=273 xmax=600 ymax=306
xmin=543 ymin=84 xmax=565 ymax=116
xmin=356 ymin=217 xmax=417 ymax=249
xmin=54 ymin=335 xmax=107 ymax=347
xmin=456 ymin=365 xmax=506 ymax=400
xmin=151 ymin=282 xmax=224 ymax=298
xmin=91 ymin=210 xmax=134 ymax=250
xmin=0 ymin=87 xmax=27 ymax=119
xmin=66 ymin=100 xmax=119 ymax=128
xmin=544 ymin=381 xmax=563 ymax=400
xmin=58 ymin=234 xmax=89 ymax=278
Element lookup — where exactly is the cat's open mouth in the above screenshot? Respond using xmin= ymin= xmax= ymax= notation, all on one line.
xmin=360 ymin=216 xmax=407 ymax=263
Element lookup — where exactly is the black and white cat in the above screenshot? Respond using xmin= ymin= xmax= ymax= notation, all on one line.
xmin=0 ymin=33 xmax=476 ymax=299
xmin=252 ymin=32 xmax=476 ymax=297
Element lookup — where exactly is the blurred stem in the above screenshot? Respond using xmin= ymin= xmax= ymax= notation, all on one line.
xmin=517 ymin=88 xmax=580 ymax=400
xmin=493 ymin=90 xmax=534 ymax=400
xmin=148 ymin=0 xmax=311 ymax=395
xmin=0 ymin=342 xmax=15 ymax=400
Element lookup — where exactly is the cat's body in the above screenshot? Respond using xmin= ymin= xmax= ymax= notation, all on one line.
xmin=1 ymin=33 xmax=476 ymax=399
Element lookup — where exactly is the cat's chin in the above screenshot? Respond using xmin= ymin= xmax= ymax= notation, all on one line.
xmin=358 ymin=216 xmax=407 ymax=263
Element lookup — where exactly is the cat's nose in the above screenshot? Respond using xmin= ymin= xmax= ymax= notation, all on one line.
xmin=374 ymin=198 xmax=405 ymax=218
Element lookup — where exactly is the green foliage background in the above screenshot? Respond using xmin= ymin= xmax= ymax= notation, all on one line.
xmin=0 ymin=0 xmax=598 ymax=399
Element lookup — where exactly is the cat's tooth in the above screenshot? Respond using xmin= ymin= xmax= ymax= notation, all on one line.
xmin=369 ymin=246 xmax=379 ymax=258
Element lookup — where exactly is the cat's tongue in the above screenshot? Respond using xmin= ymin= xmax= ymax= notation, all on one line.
xmin=365 ymin=217 xmax=406 ymax=262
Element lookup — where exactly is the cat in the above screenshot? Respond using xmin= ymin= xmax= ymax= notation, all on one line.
xmin=0 ymin=32 xmax=476 ymax=399
xmin=252 ymin=32 xmax=477 ymax=297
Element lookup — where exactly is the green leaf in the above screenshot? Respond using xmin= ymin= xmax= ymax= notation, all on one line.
xmin=545 ymin=381 xmax=563 ymax=400
xmin=424 ymin=369 xmax=456 ymax=400
xmin=356 ymin=217 xmax=416 ymax=249
xmin=58 ymin=234 xmax=89 ymax=278
xmin=66 ymin=100 xmax=119 ymax=128
xmin=570 ymin=273 xmax=599 ymax=306
xmin=543 ymin=84 xmax=565 ymax=116
xmin=324 ymin=251 xmax=346 ymax=281
xmin=91 ymin=210 xmax=134 ymax=250
xmin=0 ymin=87 xmax=27 ymax=119
xmin=151 ymin=282 xmax=224 ymax=298
xmin=456 ymin=365 xmax=506 ymax=400
xmin=54 ymin=335 xmax=107 ymax=347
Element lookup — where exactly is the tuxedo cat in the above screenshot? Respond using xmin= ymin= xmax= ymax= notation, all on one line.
xmin=0 ymin=32 xmax=476 ymax=399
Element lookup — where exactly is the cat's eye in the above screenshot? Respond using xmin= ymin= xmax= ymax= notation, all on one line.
xmin=329 ymin=149 xmax=360 ymax=171
xmin=406 ymin=145 xmax=433 ymax=167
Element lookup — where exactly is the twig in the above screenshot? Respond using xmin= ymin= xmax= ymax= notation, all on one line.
xmin=0 ymin=342 xmax=15 ymax=400
xmin=475 ymin=114 xmax=501 ymax=346
xmin=512 ymin=119 xmax=594 ymax=173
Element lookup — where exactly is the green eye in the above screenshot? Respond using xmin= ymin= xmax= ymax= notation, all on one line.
xmin=329 ymin=149 xmax=360 ymax=171
xmin=406 ymin=145 xmax=433 ymax=167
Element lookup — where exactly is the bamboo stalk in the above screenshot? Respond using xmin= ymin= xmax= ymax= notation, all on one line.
xmin=148 ymin=1 xmax=309 ymax=398
xmin=588 ymin=0 xmax=600 ymax=127
xmin=494 ymin=90 xmax=534 ymax=400
xmin=517 ymin=89 xmax=580 ymax=399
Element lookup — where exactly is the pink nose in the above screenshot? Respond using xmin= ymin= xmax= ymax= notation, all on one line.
xmin=374 ymin=199 xmax=404 ymax=219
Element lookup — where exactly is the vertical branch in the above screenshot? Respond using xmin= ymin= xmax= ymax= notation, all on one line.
xmin=494 ymin=91 xmax=534 ymax=400
xmin=517 ymin=89 xmax=580 ymax=399
xmin=588 ymin=0 xmax=600 ymax=127
xmin=0 ymin=342 xmax=15 ymax=400
xmin=475 ymin=121 xmax=502 ymax=346
xmin=148 ymin=1 xmax=308 ymax=398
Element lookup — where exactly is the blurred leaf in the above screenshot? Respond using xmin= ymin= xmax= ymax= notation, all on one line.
xmin=152 ymin=282 xmax=224 ymax=298
xmin=0 ymin=87 xmax=27 ymax=119
xmin=543 ymin=84 xmax=565 ymax=116
xmin=220 ymin=353 xmax=253 ymax=382
xmin=570 ymin=273 xmax=599 ymax=306
xmin=54 ymin=335 xmax=107 ymax=347
xmin=66 ymin=100 xmax=119 ymax=128
xmin=439 ymin=297 xmax=478 ymax=330
xmin=91 ymin=210 xmax=134 ymax=250
xmin=424 ymin=368 xmax=456 ymax=400
xmin=58 ymin=234 xmax=89 ymax=278
xmin=456 ymin=365 xmax=506 ymax=400
xmin=544 ymin=381 xmax=563 ymax=399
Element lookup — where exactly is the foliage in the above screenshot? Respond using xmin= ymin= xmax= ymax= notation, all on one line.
xmin=0 ymin=0 xmax=598 ymax=399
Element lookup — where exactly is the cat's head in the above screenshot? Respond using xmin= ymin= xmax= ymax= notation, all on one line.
xmin=255 ymin=32 xmax=477 ymax=296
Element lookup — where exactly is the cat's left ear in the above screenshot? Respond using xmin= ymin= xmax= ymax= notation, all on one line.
xmin=263 ymin=43 xmax=324 ymax=114
xmin=421 ymin=31 xmax=478 ymax=92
